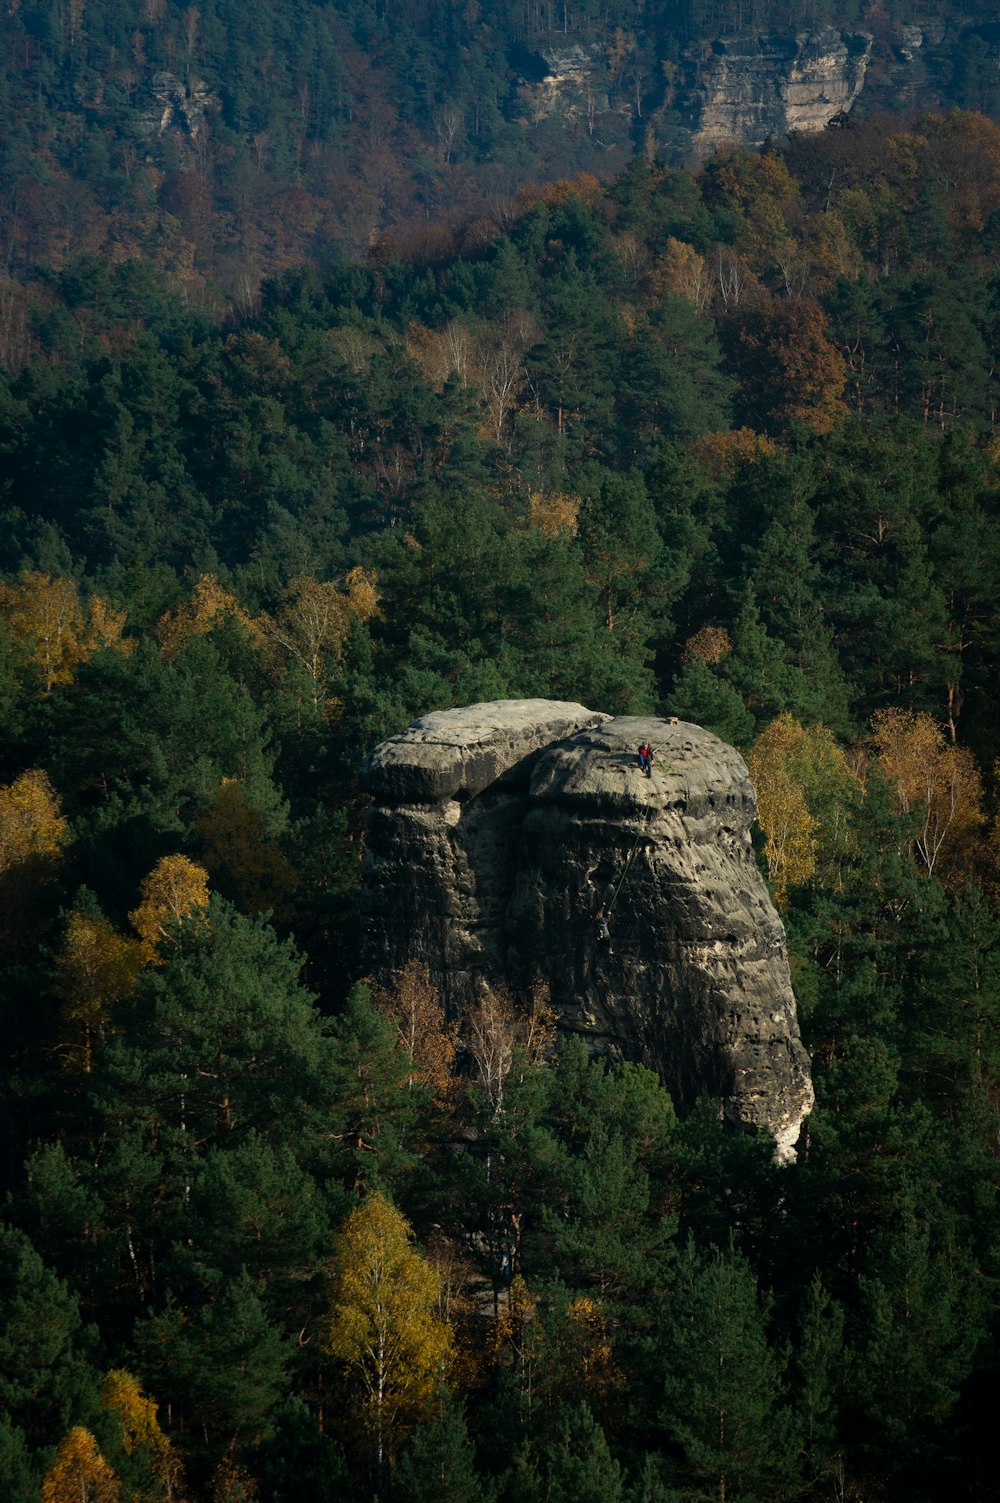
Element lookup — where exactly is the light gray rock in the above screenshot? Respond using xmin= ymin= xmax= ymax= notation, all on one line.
xmin=683 ymin=28 xmax=872 ymax=156
xmin=362 ymin=699 xmax=608 ymax=802
xmin=361 ymin=702 xmax=813 ymax=1158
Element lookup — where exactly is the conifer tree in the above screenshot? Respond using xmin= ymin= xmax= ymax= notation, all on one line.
xmin=0 ymin=1218 xmax=93 ymax=1453
xmin=657 ymin=1242 xmax=798 ymax=1503
xmin=393 ymin=1391 xmax=483 ymax=1503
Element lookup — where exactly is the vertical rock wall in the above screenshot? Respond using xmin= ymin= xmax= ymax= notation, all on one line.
xmin=361 ymin=701 xmax=813 ymax=1158
xmin=682 ymin=29 xmax=873 ymax=157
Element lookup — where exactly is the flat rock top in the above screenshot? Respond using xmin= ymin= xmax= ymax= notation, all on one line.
xmin=530 ymin=716 xmax=752 ymax=812
xmin=362 ymin=699 xmax=608 ymax=802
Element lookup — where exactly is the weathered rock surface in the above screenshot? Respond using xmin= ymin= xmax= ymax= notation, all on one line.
xmin=508 ymin=20 xmax=1000 ymax=165
xmin=517 ymin=44 xmax=608 ymax=125
xmin=138 ymin=72 xmax=220 ymax=142
xmin=361 ymin=701 xmax=813 ymax=1159
xmin=682 ymin=28 xmax=872 ymax=156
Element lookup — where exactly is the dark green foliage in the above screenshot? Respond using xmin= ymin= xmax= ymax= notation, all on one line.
xmin=0 ymin=1417 xmax=37 ymax=1503
xmin=134 ymin=1272 xmax=292 ymax=1450
xmin=527 ymin=1042 xmax=678 ymax=1306
xmin=98 ymin=899 xmax=334 ymax=1163
xmin=0 ymin=1217 xmax=96 ymax=1451
xmin=848 ymin=1212 xmax=986 ymax=1467
xmin=656 ymin=1242 xmax=799 ymax=1503
xmin=254 ymin=1397 xmax=349 ymax=1503
xmin=2 ymin=118 xmax=1000 ymax=1503
xmin=325 ymin=983 xmax=423 ymax=1194
xmin=393 ymin=1392 xmax=485 ymax=1503
xmin=666 ymin=656 xmax=754 ymax=747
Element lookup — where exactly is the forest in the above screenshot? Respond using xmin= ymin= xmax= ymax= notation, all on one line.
xmin=2 ymin=102 xmax=1000 ymax=1501
xmin=2 ymin=0 xmax=1000 ymax=291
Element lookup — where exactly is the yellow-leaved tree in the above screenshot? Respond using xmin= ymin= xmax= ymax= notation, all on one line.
xmin=42 ymin=1426 xmax=120 ymax=1503
xmin=0 ymin=767 xmax=69 ymax=957
xmin=129 ymin=854 xmax=211 ymax=963
xmin=0 ymin=768 xmax=68 ymax=875
xmin=55 ymin=910 xmax=145 ymax=1072
xmin=195 ymin=778 xmax=296 ymax=916
xmin=871 ymin=708 xmax=984 ymax=880
xmin=564 ymin=1296 xmax=625 ymax=1406
xmin=528 ymin=490 xmax=580 ymax=540
xmin=682 ymin=624 xmax=733 ymax=666
xmin=259 ymin=568 xmax=379 ymax=714
xmin=647 ymin=235 xmax=710 ymax=311
xmin=326 ymin=1193 xmax=451 ymax=1474
xmin=156 ymin=574 xmax=264 ymax=659
xmin=0 ymin=571 xmax=129 ymax=691
xmin=100 ymin=1369 xmax=183 ymax=1499
xmin=0 ymin=571 xmax=84 ymax=692
xmin=748 ymin=714 xmax=860 ymax=904
xmin=83 ymin=596 xmax=131 ymax=658
xmin=690 ymin=428 xmax=776 ymax=482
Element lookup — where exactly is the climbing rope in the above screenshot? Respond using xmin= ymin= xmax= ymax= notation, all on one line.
xmin=606 ymin=824 xmax=643 ymax=914
xmin=606 ymin=796 xmax=655 ymax=916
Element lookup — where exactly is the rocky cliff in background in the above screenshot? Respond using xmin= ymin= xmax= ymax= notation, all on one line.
xmin=680 ymin=28 xmax=872 ymax=156
xmin=512 ymin=19 xmax=1000 ymax=162
xmin=362 ymin=701 xmax=814 ymax=1160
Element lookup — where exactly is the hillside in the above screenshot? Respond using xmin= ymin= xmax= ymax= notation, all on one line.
xmin=1 ymin=122 xmax=1000 ymax=1500
xmin=2 ymin=0 xmax=1000 ymax=296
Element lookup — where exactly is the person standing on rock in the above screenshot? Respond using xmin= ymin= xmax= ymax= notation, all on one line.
xmin=638 ymin=741 xmax=654 ymax=777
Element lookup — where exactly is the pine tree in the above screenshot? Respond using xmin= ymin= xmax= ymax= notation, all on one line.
xmin=849 ymin=1210 xmax=988 ymax=1476
xmin=657 ymin=1242 xmax=799 ymax=1503
xmin=0 ymin=1416 xmax=37 ymax=1503
xmin=530 ymin=1042 xmax=677 ymax=1307
xmin=135 ymin=1271 xmax=291 ymax=1451
xmin=327 ymin=983 xmax=422 ymax=1194
xmin=537 ymin=1402 xmax=625 ymax=1503
xmin=393 ymin=1391 xmax=484 ymax=1503
xmin=0 ymin=1218 xmax=93 ymax=1453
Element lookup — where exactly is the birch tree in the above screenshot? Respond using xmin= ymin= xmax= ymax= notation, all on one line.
xmin=872 ymin=708 xmax=984 ymax=879
xmin=326 ymin=1194 xmax=451 ymax=1476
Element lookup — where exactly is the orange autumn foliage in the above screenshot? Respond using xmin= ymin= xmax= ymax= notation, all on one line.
xmin=371 ymin=962 xmax=459 ymax=1107
xmin=42 ymin=1427 xmax=120 ymax=1503
xmin=56 ymin=912 xmax=145 ymax=1072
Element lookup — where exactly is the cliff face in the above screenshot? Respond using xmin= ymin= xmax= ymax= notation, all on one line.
xmin=510 ymin=20 xmax=1000 ymax=164
xmin=678 ymin=28 xmax=872 ymax=156
xmin=513 ymin=26 xmax=872 ymax=160
xmin=362 ymin=700 xmax=813 ymax=1160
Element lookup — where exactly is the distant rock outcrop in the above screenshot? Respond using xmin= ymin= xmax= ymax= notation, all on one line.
xmin=362 ymin=701 xmax=813 ymax=1160
xmin=680 ymin=28 xmax=872 ymax=156
xmin=138 ymin=72 xmax=220 ymax=143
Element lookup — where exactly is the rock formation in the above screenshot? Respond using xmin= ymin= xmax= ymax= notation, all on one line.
xmin=680 ymin=28 xmax=872 ymax=157
xmin=139 ymin=72 xmax=220 ymax=144
xmin=509 ymin=19 xmax=1000 ymax=164
xmin=362 ymin=700 xmax=813 ymax=1160
xmin=517 ymin=44 xmax=608 ymax=126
